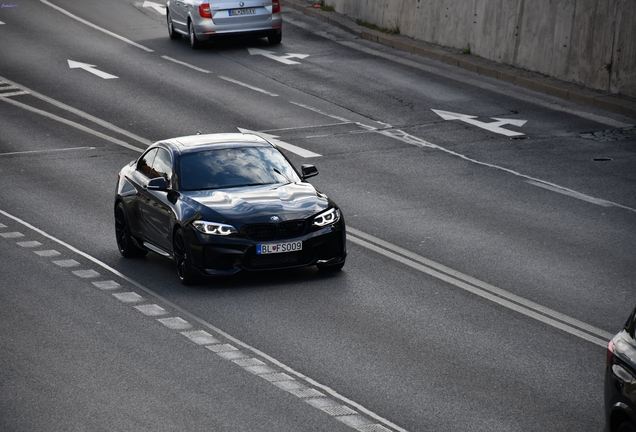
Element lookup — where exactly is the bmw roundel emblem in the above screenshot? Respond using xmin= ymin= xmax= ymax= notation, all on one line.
xmin=239 ymin=1 xmax=244 ymax=6
xmin=270 ymin=216 xmax=280 ymax=222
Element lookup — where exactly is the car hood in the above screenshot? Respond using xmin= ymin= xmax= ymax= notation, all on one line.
xmin=182 ymin=182 xmax=330 ymax=223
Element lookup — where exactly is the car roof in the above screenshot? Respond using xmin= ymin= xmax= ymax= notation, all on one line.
xmin=157 ymin=133 xmax=272 ymax=154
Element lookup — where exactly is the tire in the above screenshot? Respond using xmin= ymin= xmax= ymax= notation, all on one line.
xmin=174 ymin=228 xmax=197 ymax=285
xmin=317 ymin=259 xmax=345 ymax=272
xmin=188 ymin=21 xmax=202 ymax=49
xmin=268 ymin=31 xmax=282 ymax=45
xmin=115 ymin=202 xmax=147 ymax=258
xmin=167 ymin=12 xmax=181 ymax=40
xmin=618 ymin=421 xmax=636 ymax=432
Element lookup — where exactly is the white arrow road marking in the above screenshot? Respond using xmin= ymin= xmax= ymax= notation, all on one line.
xmin=432 ymin=109 xmax=527 ymax=137
xmin=68 ymin=60 xmax=118 ymax=79
xmin=143 ymin=1 xmax=166 ymax=15
xmin=238 ymin=128 xmax=321 ymax=158
xmin=247 ymin=48 xmax=310 ymax=65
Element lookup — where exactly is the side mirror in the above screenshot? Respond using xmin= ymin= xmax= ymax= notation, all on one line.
xmin=146 ymin=177 xmax=169 ymax=191
xmin=301 ymin=164 xmax=319 ymax=180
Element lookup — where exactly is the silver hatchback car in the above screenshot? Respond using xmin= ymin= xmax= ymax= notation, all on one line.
xmin=166 ymin=0 xmax=282 ymax=48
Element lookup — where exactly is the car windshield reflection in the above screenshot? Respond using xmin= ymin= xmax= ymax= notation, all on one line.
xmin=179 ymin=146 xmax=300 ymax=191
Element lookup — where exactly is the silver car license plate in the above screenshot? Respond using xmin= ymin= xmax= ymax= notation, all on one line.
xmin=229 ymin=8 xmax=256 ymax=16
xmin=257 ymin=241 xmax=302 ymax=255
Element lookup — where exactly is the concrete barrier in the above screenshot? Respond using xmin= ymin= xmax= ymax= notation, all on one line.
xmin=328 ymin=0 xmax=635 ymax=99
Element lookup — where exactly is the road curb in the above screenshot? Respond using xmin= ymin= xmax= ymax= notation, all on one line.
xmin=282 ymin=0 xmax=636 ymax=121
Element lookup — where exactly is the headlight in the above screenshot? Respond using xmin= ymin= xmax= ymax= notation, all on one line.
xmin=192 ymin=220 xmax=238 ymax=236
xmin=312 ymin=208 xmax=340 ymax=227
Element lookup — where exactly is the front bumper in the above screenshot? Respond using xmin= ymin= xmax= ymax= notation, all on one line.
xmin=185 ymin=223 xmax=346 ymax=275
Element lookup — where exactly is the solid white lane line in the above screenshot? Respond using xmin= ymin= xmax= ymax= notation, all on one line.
xmin=0 ymin=91 xmax=29 ymax=97
xmin=526 ymin=180 xmax=614 ymax=207
xmin=289 ymin=99 xmax=633 ymax=212
xmin=378 ymin=128 xmax=636 ymax=213
xmin=0 ymin=147 xmax=95 ymax=157
xmin=161 ymin=56 xmax=211 ymax=73
xmin=0 ymin=96 xmax=145 ymax=152
xmin=218 ymin=76 xmax=279 ymax=97
xmin=347 ymin=228 xmax=611 ymax=347
xmin=260 ymin=122 xmax=355 ymax=133
xmin=0 ymin=75 xmax=152 ymax=147
xmin=0 ymin=209 xmax=407 ymax=432
xmin=40 ymin=0 xmax=154 ymax=52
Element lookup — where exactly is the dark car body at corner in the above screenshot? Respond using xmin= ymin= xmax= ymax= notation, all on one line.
xmin=605 ymin=305 xmax=636 ymax=432
xmin=114 ymin=133 xmax=346 ymax=281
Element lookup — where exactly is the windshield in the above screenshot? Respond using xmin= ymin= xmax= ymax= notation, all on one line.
xmin=178 ymin=146 xmax=301 ymax=191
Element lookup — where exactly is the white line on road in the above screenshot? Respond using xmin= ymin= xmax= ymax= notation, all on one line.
xmin=0 ymin=147 xmax=95 ymax=157
xmin=0 ymin=96 xmax=145 ymax=152
xmin=347 ymin=227 xmax=612 ymax=347
xmin=377 ymin=128 xmax=636 ymax=213
xmin=526 ymin=180 xmax=614 ymax=207
xmin=161 ymin=56 xmax=211 ymax=73
xmin=237 ymin=128 xmax=321 ymax=158
xmin=0 ymin=209 xmax=407 ymax=432
xmin=40 ymin=0 xmax=154 ymax=52
xmin=0 ymin=74 xmax=151 ymax=149
xmin=219 ymin=76 xmax=279 ymax=97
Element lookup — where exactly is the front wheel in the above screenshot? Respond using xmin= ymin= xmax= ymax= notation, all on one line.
xmin=115 ymin=202 xmax=147 ymax=258
xmin=618 ymin=421 xmax=636 ymax=432
xmin=174 ymin=228 xmax=197 ymax=285
xmin=189 ymin=21 xmax=202 ymax=49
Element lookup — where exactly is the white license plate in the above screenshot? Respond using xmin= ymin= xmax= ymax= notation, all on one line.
xmin=229 ymin=8 xmax=255 ymax=16
xmin=257 ymin=241 xmax=302 ymax=255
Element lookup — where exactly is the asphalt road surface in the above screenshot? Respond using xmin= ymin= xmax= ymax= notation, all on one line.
xmin=1 ymin=1 xmax=635 ymax=431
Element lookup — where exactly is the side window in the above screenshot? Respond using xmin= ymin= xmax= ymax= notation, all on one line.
xmin=137 ymin=149 xmax=158 ymax=178
xmin=152 ymin=148 xmax=173 ymax=187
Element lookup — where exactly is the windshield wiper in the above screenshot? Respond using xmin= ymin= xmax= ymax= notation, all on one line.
xmin=273 ymin=168 xmax=292 ymax=184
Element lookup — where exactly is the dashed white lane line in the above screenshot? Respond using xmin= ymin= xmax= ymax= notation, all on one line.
xmin=52 ymin=259 xmax=80 ymax=268
xmin=72 ymin=269 xmax=100 ymax=278
xmin=161 ymin=55 xmax=211 ymax=73
xmin=219 ymin=76 xmax=279 ymax=97
xmin=0 ymin=231 xmax=24 ymax=238
xmin=135 ymin=304 xmax=168 ymax=316
xmin=34 ymin=249 xmax=61 ymax=257
xmin=17 ymin=240 xmax=42 ymax=247
xmin=157 ymin=317 xmax=193 ymax=330
xmin=206 ymin=343 xmax=238 ymax=353
xmin=0 ymin=210 xmax=408 ymax=432
xmin=180 ymin=330 xmax=220 ymax=345
xmin=92 ymin=280 xmax=121 ymax=290
xmin=113 ymin=292 xmax=144 ymax=303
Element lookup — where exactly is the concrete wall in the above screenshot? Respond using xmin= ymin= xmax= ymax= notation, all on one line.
xmin=329 ymin=0 xmax=636 ymax=99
